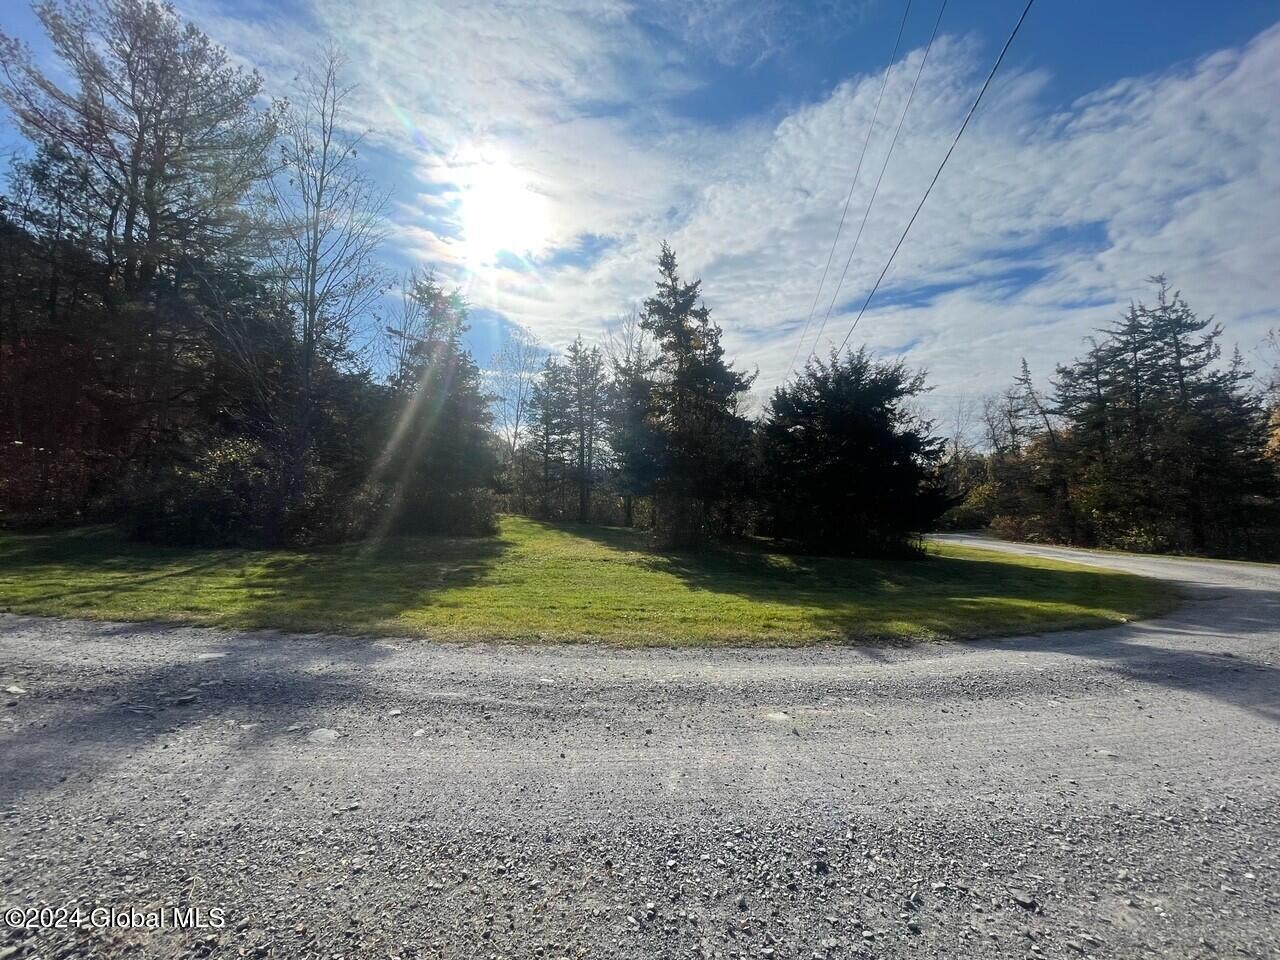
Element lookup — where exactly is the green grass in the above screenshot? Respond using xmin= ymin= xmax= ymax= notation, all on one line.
xmin=0 ymin=515 xmax=1178 ymax=645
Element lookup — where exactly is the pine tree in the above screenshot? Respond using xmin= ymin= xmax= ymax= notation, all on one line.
xmin=527 ymin=357 xmax=573 ymax=519
xmin=564 ymin=337 xmax=607 ymax=523
xmin=640 ymin=243 xmax=753 ymax=547
xmin=762 ymin=349 xmax=948 ymax=555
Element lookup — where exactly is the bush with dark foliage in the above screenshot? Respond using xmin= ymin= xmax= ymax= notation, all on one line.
xmin=761 ymin=350 xmax=950 ymax=556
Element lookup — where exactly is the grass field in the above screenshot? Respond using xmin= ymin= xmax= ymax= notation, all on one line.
xmin=0 ymin=516 xmax=1178 ymax=645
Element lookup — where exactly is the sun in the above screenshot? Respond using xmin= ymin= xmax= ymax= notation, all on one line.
xmin=457 ymin=151 xmax=548 ymax=266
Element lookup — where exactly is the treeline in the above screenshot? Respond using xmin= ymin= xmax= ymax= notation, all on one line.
xmin=0 ymin=1 xmax=495 ymax=545
xmin=488 ymin=243 xmax=950 ymax=553
xmin=0 ymin=0 xmax=947 ymax=556
xmin=493 ymin=268 xmax=1280 ymax=560
xmin=943 ymin=278 xmax=1280 ymax=558
xmin=3 ymin=2 xmax=1276 ymax=560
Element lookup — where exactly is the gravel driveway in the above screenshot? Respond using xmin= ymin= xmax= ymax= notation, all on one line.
xmin=1 ymin=537 xmax=1277 ymax=959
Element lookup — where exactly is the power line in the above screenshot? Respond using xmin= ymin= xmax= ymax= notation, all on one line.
xmin=783 ymin=0 xmax=914 ymax=381
xmin=834 ymin=0 xmax=1038 ymax=357
xmin=806 ymin=0 xmax=948 ymax=367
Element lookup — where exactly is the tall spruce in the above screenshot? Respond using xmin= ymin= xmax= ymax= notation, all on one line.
xmin=564 ymin=337 xmax=607 ymax=523
xmin=640 ymin=243 xmax=753 ymax=547
xmin=527 ymin=356 xmax=573 ymax=519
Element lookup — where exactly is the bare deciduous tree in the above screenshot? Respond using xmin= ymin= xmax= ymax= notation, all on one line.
xmin=383 ymin=270 xmax=430 ymax=389
xmin=1265 ymin=328 xmax=1280 ymax=459
xmin=492 ymin=323 xmax=543 ymax=460
xmin=603 ymin=307 xmax=650 ymax=372
xmin=942 ymin=394 xmax=979 ymax=460
xmin=269 ymin=45 xmax=387 ymax=505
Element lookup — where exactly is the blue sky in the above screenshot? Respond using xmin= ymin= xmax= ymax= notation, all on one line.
xmin=3 ymin=0 xmax=1278 ymax=418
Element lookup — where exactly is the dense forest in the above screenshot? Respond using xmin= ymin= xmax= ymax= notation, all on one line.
xmin=2 ymin=0 xmax=1278 ymax=558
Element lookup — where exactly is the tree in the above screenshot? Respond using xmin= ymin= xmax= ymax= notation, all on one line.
xmin=366 ymin=273 xmax=496 ymax=537
xmin=269 ymin=45 xmax=386 ymax=524
xmin=527 ymin=356 xmax=573 ymax=518
xmin=1 ymin=0 xmax=277 ymax=301
xmin=971 ymin=276 xmax=1279 ymax=557
xmin=640 ymin=243 xmax=754 ymax=547
xmin=0 ymin=7 xmax=510 ymax=547
xmin=0 ymin=148 xmax=109 ymax=520
xmin=935 ymin=394 xmax=989 ymax=529
xmin=1266 ymin=328 xmax=1280 ymax=460
xmin=383 ymin=270 xmax=431 ymax=386
xmin=0 ymin=0 xmax=280 ymax=524
xmin=492 ymin=322 xmax=543 ymax=510
xmin=564 ymin=336 xmax=607 ymax=522
xmin=605 ymin=309 xmax=656 ymax=527
xmin=761 ymin=349 xmax=949 ymax=555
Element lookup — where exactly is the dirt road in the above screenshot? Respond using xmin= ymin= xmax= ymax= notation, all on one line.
xmin=1 ymin=538 xmax=1277 ymax=958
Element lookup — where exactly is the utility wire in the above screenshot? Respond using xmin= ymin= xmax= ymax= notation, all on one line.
xmin=783 ymin=0 xmax=914 ymax=381
xmin=806 ymin=0 xmax=948 ymax=367
xmin=834 ymin=0 xmax=1038 ymax=357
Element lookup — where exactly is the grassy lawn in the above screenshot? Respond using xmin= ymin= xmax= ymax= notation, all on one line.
xmin=0 ymin=515 xmax=1178 ymax=645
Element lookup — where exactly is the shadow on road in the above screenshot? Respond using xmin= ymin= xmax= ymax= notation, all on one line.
xmin=2 ymin=533 xmax=1276 ymax=807
xmin=0 ymin=628 xmax=394 ymax=805
xmin=969 ymin=579 xmax=1280 ymax=724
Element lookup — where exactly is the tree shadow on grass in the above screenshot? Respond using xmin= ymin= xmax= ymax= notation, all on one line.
xmin=230 ymin=534 xmax=509 ymax=633
xmin=11 ymin=555 xmax=236 ymax=606
xmin=546 ymin=518 xmax=1168 ymax=638
xmin=531 ymin=519 xmax=1280 ymax=722
xmin=0 ymin=527 xmax=510 ymax=634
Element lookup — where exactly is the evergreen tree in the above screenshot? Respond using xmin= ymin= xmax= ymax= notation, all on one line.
xmin=605 ymin=310 xmax=656 ymax=528
xmin=640 ymin=243 xmax=754 ymax=547
xmin=0 ymin=0 xmax=278 ymax=301
xmin=0 ymin=0 xmax=282 ymax=530
xmin=527 ymin=357 xmax=573 ymax=519
xmin=972 ymin=276 xmax=1279 ymax=556
xmin=367 ymin=273 xmax=496 ymax=536
xmin=762 ymin=350 xmax=949 ymax=555
xmin=564 ymin=337 xmax=607 ymax=523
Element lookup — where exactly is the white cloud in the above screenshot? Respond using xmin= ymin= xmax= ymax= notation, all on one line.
xmin=172 ymin=0 xmax=1279 ymax=416
xmin=488 ymin=22 xmax=1280 ymax=421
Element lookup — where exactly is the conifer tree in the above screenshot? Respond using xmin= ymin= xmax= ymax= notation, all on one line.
xmin=564 ymin=337 xmax=607 ymax=523
xmin=640 ymin=243 xmax=753 ymax=547
xmin=527 ymin=357 xmax=574 ymax=519
xmin=762 ymin=349 xmax=948 ymax=555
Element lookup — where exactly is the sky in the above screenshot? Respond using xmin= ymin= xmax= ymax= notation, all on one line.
xmin=3 ymin=0 xmax=1278 ymax=420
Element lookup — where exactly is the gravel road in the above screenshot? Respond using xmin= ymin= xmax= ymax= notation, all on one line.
xmin=1 ymin=537 xmax=1277 ymax=959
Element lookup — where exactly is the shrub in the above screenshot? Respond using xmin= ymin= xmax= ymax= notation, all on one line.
xmin=124 ymin=439 xmax=282 ymax=546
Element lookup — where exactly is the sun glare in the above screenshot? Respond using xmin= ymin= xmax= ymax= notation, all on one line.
xmin=457 ymin=152 xmax=548 ymax=266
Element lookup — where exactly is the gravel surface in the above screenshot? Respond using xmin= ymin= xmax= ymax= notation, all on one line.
xmin=1 ymin=537 xmax=1277 ymax=959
